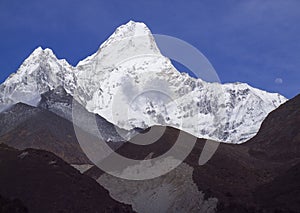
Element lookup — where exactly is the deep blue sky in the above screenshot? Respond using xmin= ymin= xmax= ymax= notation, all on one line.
xmin=0 ymin=0 xmax=299 ymax=98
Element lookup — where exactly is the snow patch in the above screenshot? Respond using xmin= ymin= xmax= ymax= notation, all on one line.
xmin=48 ymin=160 xmax=57 ymax=165
xmin=18 ymin=152 xmax=29 ymax=159
xmin=71 ymin=164 xmax=93 ymax=173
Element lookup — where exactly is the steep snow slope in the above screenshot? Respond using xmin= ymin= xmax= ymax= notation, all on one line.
xmin=75 ymin=21 xmax=287 ymax=143
xmin=0 ymin=21 xmax=287 ymax=143
xmin=0 ymin=47 xmax=75 ymax=111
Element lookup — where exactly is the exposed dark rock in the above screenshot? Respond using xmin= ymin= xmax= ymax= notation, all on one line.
xmin=0 ymin=144 xmax=134 ymax=213
xmin=84 ymin=94 xmax=300 ymax=212
xmin=0 ymin=193 xmax=28 ymax=213
xmin=0 ymin=103 xmax=91 ymax=164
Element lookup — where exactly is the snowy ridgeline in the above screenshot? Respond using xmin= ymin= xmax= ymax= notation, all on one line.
xmin=0 ymin=21 xmax=287 ymax=144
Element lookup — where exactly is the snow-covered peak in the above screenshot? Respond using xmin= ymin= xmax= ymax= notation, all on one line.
xmin=74 ymin=21 xmax=287 ymax=143
xmin=0 ymin=21 xmax=288 ymax=143
xmin=26 ymin=46 xmax=57 ymax=61
xmin=101 ymin=20 xmax=154 ymax=46
xmin=31 ymin=46 xmax=43 ymax=55
xmin=0 ymin=47 xmax=75 ymax=109
xmin=77 ymin=20 xmax=160 ymax=67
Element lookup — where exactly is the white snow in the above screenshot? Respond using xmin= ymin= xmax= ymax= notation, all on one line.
xmin=0 ymin=46 xmax=76 ymax=110
xmin=18 ymin=151 xmax=29 ymax=159
xmin=74 ymin=21 xmax=287 ymax=143
xmin=0 ymin=20 xmax=288 ymax=143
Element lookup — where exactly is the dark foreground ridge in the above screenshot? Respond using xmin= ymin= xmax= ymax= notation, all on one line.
xmin=85 ymin=94 xmax=300 ymax=213
xmin=0 ymin=193 xmax=28 ymax=213
xmin=0 ymin=91 xmax=299 ymax=212
xmin=0 ymin=144 xmax=134 ymax=213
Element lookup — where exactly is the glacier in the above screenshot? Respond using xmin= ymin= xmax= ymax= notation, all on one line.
xmin=0 ymin=20 xmax=287 ymax=143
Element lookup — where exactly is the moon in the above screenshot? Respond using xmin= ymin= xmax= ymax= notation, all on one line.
xmin=275 ymin=78 xmax=283 ymax=84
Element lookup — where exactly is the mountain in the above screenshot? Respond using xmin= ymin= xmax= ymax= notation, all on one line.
xmin=75 ymin=21 xmax=287 ymax=144
xmin=84 ymin=94 xmax=300 ymax=213
xmin=0 ymin=21 xmax=287 ymax=144
xmin=0 ymin=194 xmax=28 ymax=213
xmin=0 ymin=102 xmax=40 ymax=136
xmin=0 ymin=144 xmax=134 ymax=213
xmin=246 ymin=93 xmax=300 ymax=160
xmin=254 ymin=162 xmax=300 ymax=213
xmin=0 ymin=47 xmax=75 ymax=111
xmin=0 ymin=84 xmax=136 ymax=164
xmin=38 ymin=86 xmax=134 ymax=143
xmin=0 ymin=102 xmax=91 ymax=164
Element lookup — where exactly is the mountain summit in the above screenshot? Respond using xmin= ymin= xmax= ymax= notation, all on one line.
xmin=0 ymin=20 xmax=287 ymax=143
xmin=0 ymin=46 xmax=75 ymax=111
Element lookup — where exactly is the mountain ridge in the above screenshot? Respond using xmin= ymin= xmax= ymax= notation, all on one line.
xmin=84 ymin=93 xmax=300 ymax=213
xmin=0 ymin=143 xmax=134 ymax=213
xmin=0 ymin=20 xmax=287 ymax=143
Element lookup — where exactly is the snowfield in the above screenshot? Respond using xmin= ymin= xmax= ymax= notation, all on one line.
xmin=0 ymin=21 xmax=287 ymax=143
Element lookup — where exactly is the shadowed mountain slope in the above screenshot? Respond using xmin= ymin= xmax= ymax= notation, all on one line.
xmin=0 ymin=103 xmax=91 ymax=164
xmin=0 ymin=144 xmax=134 ymax=213
xmin=85 ymin=94 xmax=300 ymax=212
